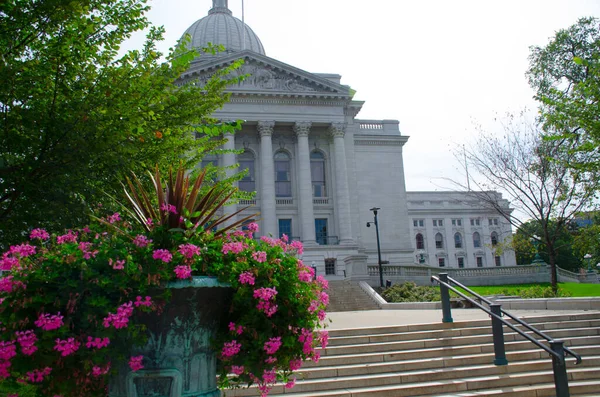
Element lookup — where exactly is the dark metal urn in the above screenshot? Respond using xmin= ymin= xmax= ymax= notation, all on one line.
xmin=109 ymin=277 xmax=232 ymax=397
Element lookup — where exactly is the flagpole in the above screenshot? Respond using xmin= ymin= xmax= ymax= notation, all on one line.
xmin=241 ymin=0 xmax=246 ymax=51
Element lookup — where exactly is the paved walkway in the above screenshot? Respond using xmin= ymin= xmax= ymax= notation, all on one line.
xmin=326 ymin=309 xmax=600 ymax=330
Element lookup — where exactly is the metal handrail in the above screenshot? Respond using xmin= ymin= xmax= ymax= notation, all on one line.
xmin=431 ymin=275 xmax=562 ymax=360
xmin=447 ymin=276 xmax=582 ymax=364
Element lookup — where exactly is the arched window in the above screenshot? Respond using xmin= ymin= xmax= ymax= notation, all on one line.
xmin=491 ymin=231 xmax=498 ymax=246
xmin=473 ymin=232 xmax=481 ymax=248
xmin=416 ymin=233 xmax=424 ymax=250
xmin=310 ymin=151 xmax=326 ymax=197
xmin=238 ymin=151 xmax=255 ymax=192
xmin=274 ymin=151 xmax=291 ymax=197
xmin=454 ymin=232 xmax=462 ymax=249
xmin=435 ymin=233 xmax=444 ymax=249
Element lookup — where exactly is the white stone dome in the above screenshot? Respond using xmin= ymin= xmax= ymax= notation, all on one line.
xmin=182 ymin=0 xmax=265 ymax=56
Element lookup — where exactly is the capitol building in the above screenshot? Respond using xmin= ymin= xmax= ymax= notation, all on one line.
xmin=178 ymin=0 xmax=517 ymax=282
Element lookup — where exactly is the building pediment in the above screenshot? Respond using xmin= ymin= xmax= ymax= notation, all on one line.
xmin=178 ymin=51 xmax=351 ymax=99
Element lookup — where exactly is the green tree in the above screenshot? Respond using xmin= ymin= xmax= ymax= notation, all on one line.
xmin=527 ymin=17 xmax=600 ymax=175
xmin=0 ymin=0 xmax=243 ymax=249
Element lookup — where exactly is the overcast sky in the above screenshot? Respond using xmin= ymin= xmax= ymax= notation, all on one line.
xmin=126 ymin=0 xmax=600 ymax=191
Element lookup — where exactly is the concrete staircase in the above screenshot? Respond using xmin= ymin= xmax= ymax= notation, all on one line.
xmin=326 ymin=281 xmax=380 ymax=312
xmin=223 ymin=312 xmax=600 ymax=396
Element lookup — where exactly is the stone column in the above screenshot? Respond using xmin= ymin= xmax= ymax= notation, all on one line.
xmin=330 ymin=123 xmax=354 ymax=245
xmin=258 ymin=121 xmax=276 ymax=237
xmin=294 ymin=121 xmax=317 ymax=245
xmin=222 ymin=131 xmax=237 ymax=225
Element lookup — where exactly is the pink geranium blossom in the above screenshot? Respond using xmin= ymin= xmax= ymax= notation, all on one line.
xmin=221 ymin=340 xmax=241 ymax=358
xmin=56 ymin=230 xmax=78 ymax=244
xmin=92 ymin=363 xmax=111 ymax=377
xmin=26 ymin=367 xmax=52 ymax=383
xmin=0 ymin=340 xmax=16 ymax=361
xmin=103 ymin=302 xmax=134 ymax=329
xmin=238 ymin=272 xmax=255 ymax=285
xmin=160 ymin=203 xmax=177 ymax=214
xmin=134 ymin=296 xmax=152 ymax=308
xmin=252 ymin=251 xmax=267 ymax=263
xmin=152 ymin=249 xmax=172 ymax=263
xmin=54 ymin=338 xmax=81 ymax=356
xmin=178 ymin=243 xmax=201 ymax=258
xmin=109 ymin=258 xmax=125 ymax=270
xmin=34 ymin=313 xmax=64 ymax=331
xmin=86 ymin=336 xmax=110 ymax=349
xmin=129 ymin=355 xmax=144 ymax=371
xmin=174 ymin=265 xmax=192 ymax=279
xmin=247 ymin=222 xmax=259 ymax=233
xmin=29 ymin=228 xmax=50 ymax=241
xmin=263 ymin=337 xmax=282 ymax=355
xmin=133 ymin=235 xmax=152 ymax=248
xmin=107 ymin=212 xmax=121 ymax=224
xmin=16 ymin=330 xmax=38 ymax=355
xmin=231 ymin=365 xmax=245 ymax=375
xmin=9 ymin=243 xmax=36 ymax=258
xmin=0 ymin=256 xmax=19 ymax=271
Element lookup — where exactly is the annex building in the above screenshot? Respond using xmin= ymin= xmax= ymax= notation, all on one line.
xmin=179 ymin=0 xmax=517 ymax=282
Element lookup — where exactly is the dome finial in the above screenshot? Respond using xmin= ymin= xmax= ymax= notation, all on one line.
xmin=209 ymin=0 xmax=232 ymax=15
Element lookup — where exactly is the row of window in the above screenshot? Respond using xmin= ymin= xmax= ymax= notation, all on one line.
xmin=223 ymin=150 xmax=327 ymax=198
xmin=413 ymin=218 xmax=500 ymax=228
xmin=278 ymin=218 xmax=334 ymax=245
xmin=415 ymin=231 xmax=498 ymax=250
xmin=418 ymin=255 xmax=502 ymax=267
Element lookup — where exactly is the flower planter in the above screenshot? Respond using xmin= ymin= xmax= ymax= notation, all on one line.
xmin=109 ymin=277 xmax=232 ymax=397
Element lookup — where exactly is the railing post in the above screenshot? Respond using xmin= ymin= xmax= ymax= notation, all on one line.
xmin=439 ymin=273 xmax=453 ymax=323
xmin=490 ymin=304 xmax=508 ymax=365
xmin=550 ymin=340 xmax=570 ymax=397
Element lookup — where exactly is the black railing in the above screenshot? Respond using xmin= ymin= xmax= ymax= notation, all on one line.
xmin=431 ymin=273 xmax=581 ymax=397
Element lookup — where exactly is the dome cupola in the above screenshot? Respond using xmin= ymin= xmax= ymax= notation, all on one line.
xmin=182 ymin=0 xmax=265 ymax=56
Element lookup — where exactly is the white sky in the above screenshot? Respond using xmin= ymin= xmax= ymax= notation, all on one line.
xmin=127 ymin=0 xmax=600 ymax=191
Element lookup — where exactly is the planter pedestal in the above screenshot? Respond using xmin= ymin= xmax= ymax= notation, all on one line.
xmin=109 ymin=277 xmax=231 ymax=397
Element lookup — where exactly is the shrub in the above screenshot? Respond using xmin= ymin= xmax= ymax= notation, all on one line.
xmin=379 ymin=282 xmax=441 ymax=303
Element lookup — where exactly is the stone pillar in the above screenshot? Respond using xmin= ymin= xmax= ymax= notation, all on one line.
xmin=222 ymin=131 xmax=237 ymax=225
xmin=330 ymin=123 xmax=354 ymax=245
xmin=258 ymin=121 xmax=276 ymax=237
xmin=294 ymin=121 xmax=317 ymax=245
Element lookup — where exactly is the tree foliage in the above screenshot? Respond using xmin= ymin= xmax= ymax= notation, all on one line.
xmin=527 ymin=17 xmax=600 ymax=175
xmin=456 ymin=113 xmax=596 ymax=289
xmin=0 ymin=0 xmax=243 ymax=249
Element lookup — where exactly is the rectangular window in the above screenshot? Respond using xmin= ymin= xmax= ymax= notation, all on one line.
xmin=315 ymin=219 xmax=328 ymax=245
xmin=275 ymin=159 xmax=291 ymax=197
xmin=239 ymin=159 xmax=255 ymax=192
xmin=433 ymin=219 xmax=443 ymax=227
xmin=413 ymin=219 xmax=424 ymax=227
xmin=489 ymin=218 xmax=499 ymax=226
xmin=452 ymin=219 xmax=462 ymax=226
xmin=278 ymin=219 xmax=292 ymax=239
xmin=438 ymin=258 xmax=445 ymax=267
xmin=325 ymin=258 xmax=336 ymax=275
xmin=495 ymin=256 xmax=502 ymax=266
xmin=476 ymin=257 xmax=483 ymax=267
xmin=458 ymin=257 xmax=465 ymax=268
xmin=470 ymin=218 xmax=480 ymax=227
xmin=311 ymin=160 xmax=326 ymax=197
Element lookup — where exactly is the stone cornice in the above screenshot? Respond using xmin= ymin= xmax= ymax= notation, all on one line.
xmin=229 ymin=97 xmax=348 ymax=106
xmin=353 ymin=134 xmax=409 ymax=146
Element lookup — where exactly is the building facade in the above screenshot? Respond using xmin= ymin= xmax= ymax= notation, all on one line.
xmin=407 ymin=191 xmax=517 ymax=269
xmin=179 ymin=1 xmax=516 ymax=282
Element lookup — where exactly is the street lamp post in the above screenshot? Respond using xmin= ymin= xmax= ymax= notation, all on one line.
xmin=531 ymin=235 xmax=544 ymax=264
xmin=367 ymin=207 xmax=384 ymax=288
xmin=584 ymin=253 xmax=592 ymax=272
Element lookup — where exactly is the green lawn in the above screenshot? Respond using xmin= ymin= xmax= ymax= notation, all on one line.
xmin=459 ymin=283 xmax=600 ymax=297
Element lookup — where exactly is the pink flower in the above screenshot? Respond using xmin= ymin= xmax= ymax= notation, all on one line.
xmin=298 ymin=270 xmax=312 ymax=282
xmin=265 ymin=356 xmax=277 ymax=364
xmin=56 ymin=230 xmax=78 ymax=244
xmin=221 ymin=340 xmax=241 ymax=358
xmin=107 ymin=212 xmax=121 ymax=224
xmin=289 ymin=358 xmax=303 ymax=371
xmin=316 ymin=275 xmax=329 ymax=289
xmin=129 ymin=355 xmax=144 ymax=371
xmin=319 ymin=291 xmax=330 ymax=306
xmin=103 ymin=302 xmax=134 ymax=329
xmin=78 ymin=242 xmax=98 ymax=259
xmin=253 ymin=287 xmax=277 ymax=301
xmin=0 ymin=256 xmax=19 ymax=271
xmin=134 ymin=296 xmax=152 ymax=308
xmin=318 ymin=310 xmax=327 ymax=321
xmin=152 ymin=249 xmax=172 ymax=263
xmin=109 ymin=258 xmax=125 ymax=270
xmin=222 ymin=242 xmax=246 ymax=255
xmin=252 ymin=251 xmax=267 ymax=263
xmin=285 ymin=377 xmax=296 ymax=389
xmin=238 ymin=272 xmax=255 ymax=285
xmin=26 ymin=367 xmax=52 ymax=383
xmin=280 ymin=234 xmax=289 ymax=243
xmin=29 ymin=228 xmax=50 ymax=241
xmin=263 ymin=337 xmax=282 ymax=355
xmin=289 ymin=240 xmax=304 ymax=255
xmin=92 ymin=363 xmax=110 ymax=377
xmin=16 ymin=330 xmax=38 ymax=355
xmin=174 ymin=265 xmax=192 ymax=279
xmin=133 ymin=235 xmax=152 ymax=248
xmin=160 ymin=203 xmax=177 ymax=214
xmin=0 ymin=340 xmax=16 ymax=361
xmin=0 ymin=361 xmax=11 ymax=379
xmin=256 ymin=300 xmax=278 ymax=317
xmin=86 ymin=336 xmax=110 ymax=349
xmin=231 ymin=365 xmax=245 ymax=375
xmin=319 ymin=330 xmax=329 ymax=349
xmin=228 ymin=322 xmax=244 ymax=335
xmin=9 ymin=243 xmax=36 ymax=258
xmin=262 ymin=368 xmax=277 ymax=384
xmin=54 ymin=338 xmax=81 ymax=356
xmin=178 ymin=243 xmax=201 ymax=259
xmin=247 ymin=222 xmax=259 ymax=233
xmin=34 ymin=313 xmax=64 ymax=331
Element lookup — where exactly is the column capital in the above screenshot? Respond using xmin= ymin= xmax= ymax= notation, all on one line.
xmin=257 ymin=121 xmax=275 ymax=137
xmin=293 ymin=121 xmax=312 ymax=137
xmin=329 ymin=122 xmax=346 ymax=138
